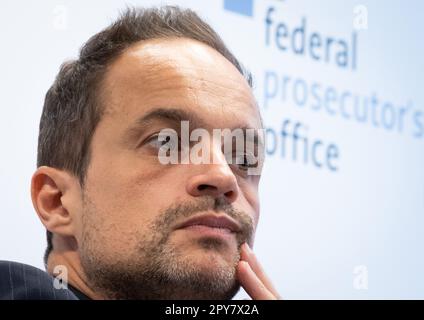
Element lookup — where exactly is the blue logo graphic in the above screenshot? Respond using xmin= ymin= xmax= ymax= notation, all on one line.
xmin=224 ymin=0 xmax=254 ymax=17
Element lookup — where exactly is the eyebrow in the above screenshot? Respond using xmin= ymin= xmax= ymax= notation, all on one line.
xmin=122 ymin=108 xmax=199 ymax=145
xmin=135 ymin=108 xmax=203 ymax=128
xmin=123 ymin=107 xmax=263 ymax=148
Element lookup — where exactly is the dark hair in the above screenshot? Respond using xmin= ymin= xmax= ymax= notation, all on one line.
xmin=38 ymin=6 xmax=252 ymax=267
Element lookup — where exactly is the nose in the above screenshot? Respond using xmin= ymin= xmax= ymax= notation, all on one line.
xmin=185 ymin=162 xmax=239 ymax=203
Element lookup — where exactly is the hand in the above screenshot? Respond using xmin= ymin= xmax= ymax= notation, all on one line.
xmin=236 ymin=243 xmax=281 ymax=300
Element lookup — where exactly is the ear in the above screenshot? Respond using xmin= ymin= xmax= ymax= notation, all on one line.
xmin=31 ymin=166 xmax=82 ymax=238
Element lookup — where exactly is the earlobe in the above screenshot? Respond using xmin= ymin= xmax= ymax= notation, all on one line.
xmin=31 ymin=166 xmax=79 ymax=237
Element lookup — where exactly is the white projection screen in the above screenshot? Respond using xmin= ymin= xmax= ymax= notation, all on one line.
xmin=0 ymin=0 xmax=423 ymax=299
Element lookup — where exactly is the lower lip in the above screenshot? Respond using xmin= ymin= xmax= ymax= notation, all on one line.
xmin=179 ymin=225 xmax=235 ymax=238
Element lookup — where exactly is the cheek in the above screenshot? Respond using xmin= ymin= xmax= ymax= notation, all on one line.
xmin=83 ymin=161 xmax=180 ymax=242
xmin=237 ymin=178 xmax=260 ymax=224
xmin=80 ymin=193 xmax=152 ymax=262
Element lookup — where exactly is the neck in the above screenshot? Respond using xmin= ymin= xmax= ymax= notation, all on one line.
xmin=46 ymin=238 xmax=105 ymax=300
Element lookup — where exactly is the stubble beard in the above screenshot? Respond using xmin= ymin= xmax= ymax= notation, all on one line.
xmin=79 ymin=196 xmax=254 ymax=299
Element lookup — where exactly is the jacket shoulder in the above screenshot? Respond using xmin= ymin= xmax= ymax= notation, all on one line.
xmin=0 ymin=260 xmax=77 ymax=300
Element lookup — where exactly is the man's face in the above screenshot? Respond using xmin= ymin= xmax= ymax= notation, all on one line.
xmin=77 ymin=38 xmax=262 ymax=299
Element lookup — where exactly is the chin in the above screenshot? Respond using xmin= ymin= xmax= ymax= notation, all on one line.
xmin=178 ymin=253 xmax=238 ymax=287
xmin=188 ymin=237 xmax=240 ymax=264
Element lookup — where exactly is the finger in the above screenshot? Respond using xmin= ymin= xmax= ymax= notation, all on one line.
xmin=240 ymin=243 xmax=281 ymax=298
xmin=237 ymin=260 xmax=277 ymax=300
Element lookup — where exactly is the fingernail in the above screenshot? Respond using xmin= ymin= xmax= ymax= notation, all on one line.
xmin=238 ymin=260 xmax=249 ymax=270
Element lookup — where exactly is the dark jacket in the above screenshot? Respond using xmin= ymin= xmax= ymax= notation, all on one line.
xmin=0 ymin=260 xmax=78 ymax=300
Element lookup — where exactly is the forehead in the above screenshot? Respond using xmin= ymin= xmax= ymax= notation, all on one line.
xmin=99 ymin=38 xmax=261 ymax=129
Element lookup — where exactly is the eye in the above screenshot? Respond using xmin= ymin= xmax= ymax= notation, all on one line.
xmin=231 ymin=152 xmax=259 ymax=171
xmin=144 ymin=132 xmax=181 ymax=152
xmin=145 ymin=134 xmax=172 ymax=149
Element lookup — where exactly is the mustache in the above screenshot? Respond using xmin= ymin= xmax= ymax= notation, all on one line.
xmin=152 ymin=196 xmax=254 ymax=246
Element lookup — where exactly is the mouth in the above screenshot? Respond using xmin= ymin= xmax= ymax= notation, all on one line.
xmin=174 ymin=213 xmax=242 ymax=237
